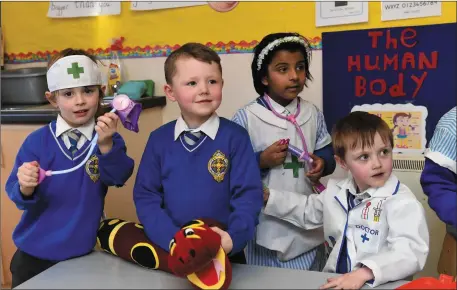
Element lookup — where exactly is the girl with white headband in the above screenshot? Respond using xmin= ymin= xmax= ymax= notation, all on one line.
xmin=232 ymin=32 xmax=335 ymax=270
xmin=6 ymin=48 xmax=134 ymax=288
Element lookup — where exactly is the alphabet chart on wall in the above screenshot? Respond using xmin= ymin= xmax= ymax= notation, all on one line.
xmin=322 ymin=23 xmax=456 ymax=144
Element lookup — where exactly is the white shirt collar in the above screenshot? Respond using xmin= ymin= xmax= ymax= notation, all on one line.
xmin=265 ymin=95 xmax=298 ymax=116
xmin=346 ymin=178 xmax=376 ymax=199
xmin=55 ymin=114 xmax=95 ymax=141
xmin=174 ymin=113 xmax=220 ymax=141
xmin=343 ymin=173 xmax=399 ymax=198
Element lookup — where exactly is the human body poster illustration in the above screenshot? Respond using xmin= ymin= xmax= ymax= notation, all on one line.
xmin=352 ymin=104 xmax=428 ymax=154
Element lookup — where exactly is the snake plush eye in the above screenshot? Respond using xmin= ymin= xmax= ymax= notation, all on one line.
xmin=184 ymin=228 xmax=195 ymax=236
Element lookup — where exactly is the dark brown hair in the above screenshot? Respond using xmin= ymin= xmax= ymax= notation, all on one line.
xmin=47 ymin=48 xmax=105 ymax=117
xmin=332 ymin=111 xmax=394 ymax=159
xmin=164 ymin=43 xmax=222 ymax=84
xmin=251 ymin=32 xmax=313 ymax=96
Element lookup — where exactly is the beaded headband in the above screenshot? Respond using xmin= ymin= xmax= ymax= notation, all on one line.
xmin=256 ymin=36 xmax=310 ymax=71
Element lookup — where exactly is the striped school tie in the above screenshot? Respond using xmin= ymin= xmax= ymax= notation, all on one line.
xmin=183 ymin=130 xmax=203 ymax=146
xmin=68 ymin=129 xmax=82 ymax=156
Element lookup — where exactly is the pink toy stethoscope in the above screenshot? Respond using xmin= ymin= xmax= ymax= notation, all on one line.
xmin=37 ymin=94 xmax=141 ymax=184
xmin=263 ymin=95 xmax=326 ymax=193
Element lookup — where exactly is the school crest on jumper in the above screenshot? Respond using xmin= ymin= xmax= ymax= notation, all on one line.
xmin=208 ymin=150 xmax=229 ymax=183
xmin=85 ymin=154 xmax=100 ymax=182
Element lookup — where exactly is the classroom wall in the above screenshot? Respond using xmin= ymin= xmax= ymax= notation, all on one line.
xmin=2 ymin=2 xmax=455 ymax=125
xmin=2 ymin=2 xmax=456 ymax=54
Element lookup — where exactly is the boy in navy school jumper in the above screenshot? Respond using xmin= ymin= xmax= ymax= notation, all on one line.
xmin=6 ymin=48 xmax=134 ymax=288
xmin=133 ymin=43 xmax=263 ymax=262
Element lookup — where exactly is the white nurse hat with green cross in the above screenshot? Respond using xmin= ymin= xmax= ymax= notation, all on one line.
xmin=46 ymin=55 xmax=102 ymax=92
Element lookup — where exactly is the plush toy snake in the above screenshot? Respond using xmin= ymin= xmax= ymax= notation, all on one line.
xmin=97 ymin=218 xmax=232 ymax=290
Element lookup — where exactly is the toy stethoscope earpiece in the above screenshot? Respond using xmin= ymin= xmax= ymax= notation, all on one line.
xmin=37 ymin=94 xmax=142 ymax=184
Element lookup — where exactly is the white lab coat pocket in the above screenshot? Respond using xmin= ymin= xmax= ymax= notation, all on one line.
xmin=354 ymin=223 xmax=382 ymax=254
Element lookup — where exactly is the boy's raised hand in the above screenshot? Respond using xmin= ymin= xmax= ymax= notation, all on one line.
xmin=17 ymin=161 xmax=40 ymax=196
xmin=260 ymin=140 xmax=288 ymax=169
xmin=95 ymin=112 xmax=119 ymax=154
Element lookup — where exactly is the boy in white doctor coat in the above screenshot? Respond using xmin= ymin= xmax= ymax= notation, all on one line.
xmin=264 ymin=111 xmax=429 ymax=289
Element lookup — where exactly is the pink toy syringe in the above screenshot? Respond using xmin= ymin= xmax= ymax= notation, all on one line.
xmin=37 ymin=94 xmax=141 ymax=184
xmin=279 ymin=138 xmax=326 ymax=194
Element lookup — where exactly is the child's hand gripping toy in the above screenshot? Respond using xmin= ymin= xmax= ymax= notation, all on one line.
xmin=36 ymin=94 xmax=142 ymax=184
xmin=279 ymin=138 xmax=326 ymax=193
xmin=262 ymin=96 xmax=325 ymax=194
xmin=97 ymin=218 xmax=231 ymax=290
xmin=396 ymin=274 xmax=456 ymax=289
xmin=168 ymin=219 xmax=232 ymax=290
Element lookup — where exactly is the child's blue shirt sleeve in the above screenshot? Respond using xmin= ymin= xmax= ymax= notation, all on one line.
xmin=313 ymin=108 xmax=335 ymax=177
xmin=226 ymin=127 xmax=263 ymax=255
xmin=420 ymin=107 xmax=456 ymax=227
xmin=421 ymin=158 xmax=457 ymax=227
xmin=133 ymin=132 xmax=180 ymax=252
xmin=96 ymin=132 xmax=134 ymax=187
xmin=5 ymin=135 xmax=42 ymax=210
xmin=314 ymin=144 xmax=335 ymax=177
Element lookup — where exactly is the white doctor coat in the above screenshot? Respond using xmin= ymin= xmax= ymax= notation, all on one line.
xmin=239 ymin=96 xmax=332 ymax=261
xmin=264 ymin=174 xmax=429 ymax=287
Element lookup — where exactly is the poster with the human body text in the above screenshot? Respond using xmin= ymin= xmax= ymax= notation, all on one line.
xmin=322 ymin=23 xmax=456 ymax=147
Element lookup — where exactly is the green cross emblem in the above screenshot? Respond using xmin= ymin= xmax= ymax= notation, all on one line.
xmin=67 ymin=62 xmax=84 ymax=79
xmin=283 ymin=155 xmax=304 ymax=178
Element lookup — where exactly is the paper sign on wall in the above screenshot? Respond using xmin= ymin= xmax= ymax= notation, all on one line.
xmin=315 ymin=1 xmax=368 ymax=27
xmin=131 ymin=1 xmax=206 ymax=11
xmin=47 ymin=2 xmax=121 ymax=18
xmin=381 ymin=1 xmax=441 ymax=21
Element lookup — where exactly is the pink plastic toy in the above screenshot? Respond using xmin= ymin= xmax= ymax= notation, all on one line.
xmin=263 ymin=96 xmax=316 ymax=163
xmin=279 ymin=138 xmax=326 ymax=194
xmin=37 ymin=94 xmax=141 ymax=184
